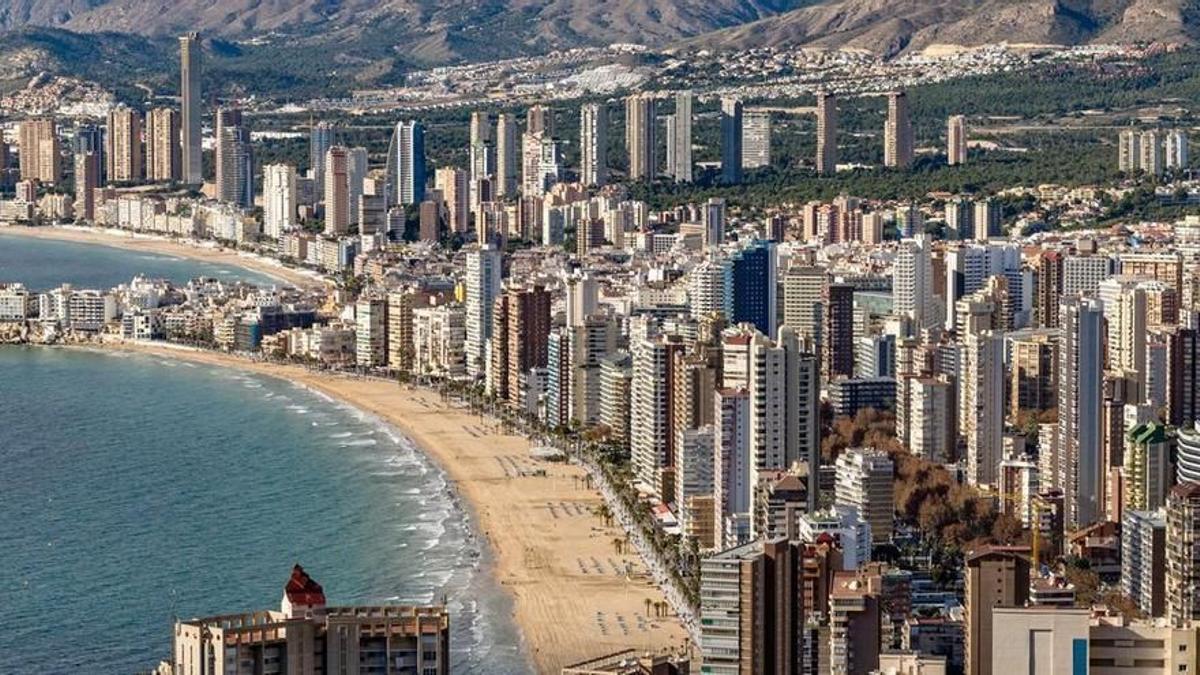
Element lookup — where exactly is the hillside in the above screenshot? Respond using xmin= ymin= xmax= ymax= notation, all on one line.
xmin=0 ymin=0 xmax=813 ymax=55
xmin=680 ymin=0 xmax=1200 ymax=57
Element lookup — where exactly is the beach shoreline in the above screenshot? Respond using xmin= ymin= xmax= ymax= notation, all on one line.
xmin=0 ymin=224 xmax=324 ymax=290
xmin=63 ymin=340 xmax=689 ymax=672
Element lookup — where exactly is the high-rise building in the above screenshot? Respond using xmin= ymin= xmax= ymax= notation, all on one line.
xmin=1124 ymin=422 xmax=1174 ymax=513
xmin=721 ymin=326 xmax=818 ymax=514
xmin=526 ymin=104 xmax=554 ymax=137
xmin=688 ymin=254 xmax=733 ymax=320
xmin=1009 ymin=332 xmax=1057 ymax=419
xmin=145 ymin=108 xmax=181 ymax=182
xmin=703 ymin=197 xmax=726 ymax=249
xmin=834 ymin=447 xmax=894 ymax=542
xmin=355 ymin=297 xmax=388 ymax=368
xmin=729 ymin=240 xmax=777 ymax=337
xmin=500 ymin=285 xmax=552 ymax=406
xmin=742 ymin=111 xmax=771 ymax=170
xmin=700 ymin=538 xmax=803 ymax=675
xmin=73 ymin=150 xmax=99 ymax=221
xmin=215 ymin=108 xmax=253 ymax=208
xmin=386 ymin=121 xmax=426 ymax=207
xmin=720 ymin=97 xmax=744 ymax=184
xmin=1166 ymin=129 xmax=1189 ymax=170
xmin=434 ymin=167 xmax=468 ymax=234
xmin=309 ymin=121 xmax=334 ymax=195
xmin=815 ymin=91 xmax=838 ymax=175
xmin=782 ymin=266 xmax=825 ymax=349
xmin=579 ymin=103 xmax=607 ymax=187
xmin=972 ymin=199 xmax=999 ymax=241
xmin=964 ymin=546 xmax=1031 ymax=675
xmin=1121 ymin=509 xmax=1166 ymax=618
xmin=105 ymin=106 xmax=142 ymax=183
xmin=1140 ymin=129 xmax=1164 ymax=177
xmin=962 ymin=331 xmax=1004 ymax=486
xmin=465 ymin=245 xmax=502 ymax=378
xmin=179 ymin=32 xmax=202 ymax=184
xmin=668 ymin=91 xmax=693 ymax=182
xmin=884 ymin=91 xmax=914 ymax=169
xmin=496 ymin=113 xmax=518 ymax=197
xmin=900 ymin=375 xmax=954 ymax=463
xmin=1119 ymin=128 xmax=1141 ymax=173
xmin=625 ymin=94 xmax=656 ymax=181
xmin=323 ymin=146 xmax=350 ymax=235
xmin=1167 ymin=482 xmax=1200 ymax=625
xmin=824 ymin=283 xmax=855 ymax=380
xmin=947 ymin=114 xmax=968 ymax=165
xmin=1058 ymin=297 xmax=1104 ymax=529
xmin=1062 ymin=253 xmax=1114 ymax=297
xmin=18 ymin=118 xmax=59 ymax=184
xmin=893 ymin=236 xmax=936 ymax=332
xmin=631 ymin=334 xmax=684 ymax=499
xmin=171 ymin=565 xmax=449 ymax=675
xmin=829 ymin=571 xmax=882 ymax=675
xmin=262 ymin=164 xmax=297 ymax=238
xmin=521 ymin=132 xmax=561 ymax=198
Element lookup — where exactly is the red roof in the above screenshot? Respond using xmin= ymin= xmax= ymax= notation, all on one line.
xmin=284 ymin=564 xmax=326 ymax=606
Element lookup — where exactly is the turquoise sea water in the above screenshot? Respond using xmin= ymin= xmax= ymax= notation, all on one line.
xmin=0 ymin=239 xmax=530 ymax=674
xmin=0 ymin=229 xmax=280 ymax=290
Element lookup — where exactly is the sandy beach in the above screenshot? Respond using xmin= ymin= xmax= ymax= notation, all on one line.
xmin=0 ymin=225 xmax=324 ymax=290
xmin=97 ymin=341 xmax=688 ymax=672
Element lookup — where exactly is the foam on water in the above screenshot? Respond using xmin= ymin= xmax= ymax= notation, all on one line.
xmin=0 ymin=348 xmax=531 ymax=674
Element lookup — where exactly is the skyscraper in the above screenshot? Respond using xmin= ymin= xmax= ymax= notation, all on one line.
xmin=823 ymin=283 xmax=854 ymax=380
xmin=496 ymin=113 xmax=518 ymax=197
xmin=720 ymin=97 xmax=744 ymax=184
xmin=18 ymin=119 xmax=59 ymax=184
xmin=579 ymin=103 xmax=608 ymax=187
xmin=386 ymin=121 xmax=426 ymax=207
xmin=215 ymin=108 xmax=253 ymax=208
xmin=962 ymin=331 xmax=1004 ymax=486
xmin=893 ymin=236 xmax=936 ymax=331
xmin=468 ymin=110 xmax=493 ymax=207
xmin=815 ymin=91 xmax=837 ymax=175
xmin=1058 ymin=297 xmax=1104 ymax=529
xmin=105 ymin=106 xmax=143 ymax=183
xmin=323 ymin=146 xmax=350 ymax=235
xmin=1167 ymin=482 xmax=1200 ymax=625
xmin=884 ymin=91 xmax=914 ymax=169
xmin=625 ymin=94 xmax=656 ymax=181
xmin=73 ymin=150 xmax=99 ymax=221
xmin=1166 ymin=129 xmax=1189 ymax=170
xmin=521 ymin=132 xmax=560 ymax=198
xmin=668 ymin=91 xmax=693 ymax=182
xmin=434 ymin=167 xmax=468 ymax=234
xmin=145 ymin=108 xmax=181 ymax=182
xmin=309 ymin=121 xmax=334 ymax=195
xmin=465 ymin=245 xmax=503 ymax=378
xmin=262 ymin=164 xmax=297 ymax=239
xmin=947 ymin=114 xmax=968 ymax=165
xmin=526 ymin=104 xmax=554 ymax=137
xmin=742 ymin=111 xmax=771 ymax=169
xmin=179 ymin=32 xmax=202 ymax=185
xmin=834 ymin=448 xmax=894 ymax=542
xmin=700 ymin=538 xmax=803 ymax=674
xmin=730 ymin=240 xmax=777 ymax=337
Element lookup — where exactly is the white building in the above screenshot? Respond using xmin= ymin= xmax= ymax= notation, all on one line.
xmin=464 ymin=245 xmax=502 ymax=378
xmin=262 ymin=163 xmax=297 ymax=238
xmin=834 ymin=447 xmax=894 ymax=543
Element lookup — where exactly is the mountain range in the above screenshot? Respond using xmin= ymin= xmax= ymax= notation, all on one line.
xmin=0 ymin=0 xmax=1195 ymax=85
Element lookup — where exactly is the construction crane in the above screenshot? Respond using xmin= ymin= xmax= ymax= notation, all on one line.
xmin=975 ymin=486 xmax=1052 ymax=567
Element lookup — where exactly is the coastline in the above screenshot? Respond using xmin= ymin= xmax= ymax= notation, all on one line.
xmin=0 ymin=225 xmax=325 ymax=290
xmin=69 ymin=340 xmax=688 ymax=672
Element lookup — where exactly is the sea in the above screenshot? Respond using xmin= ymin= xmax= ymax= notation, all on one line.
xmin=0 ymin=235 xmax=530 ymax=674
xmin=0 ymin=229 xmax=280 ymax=290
